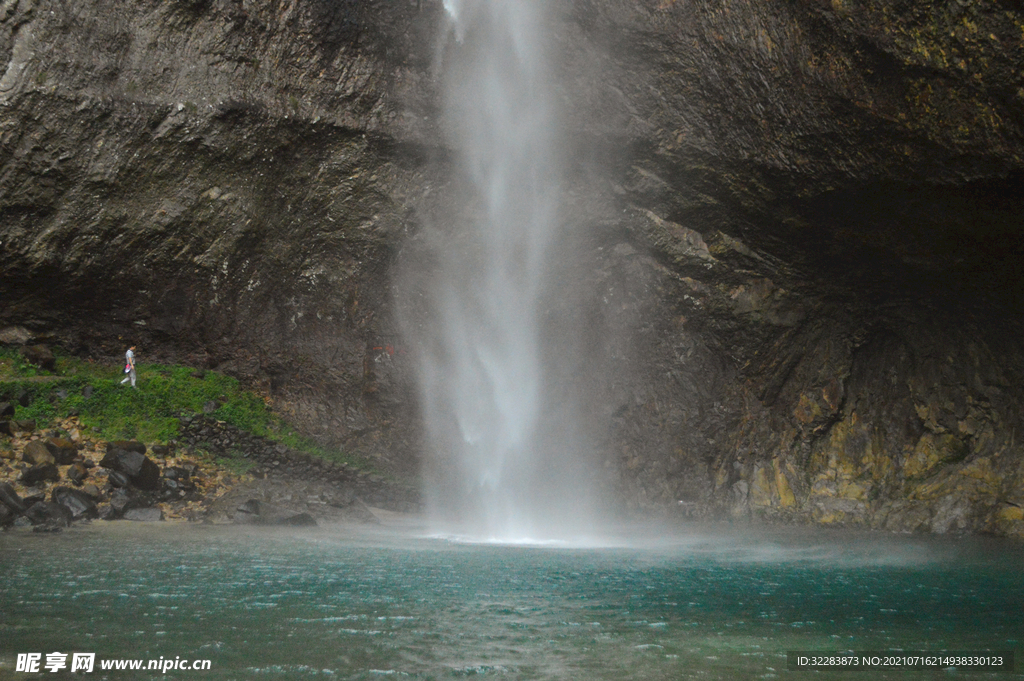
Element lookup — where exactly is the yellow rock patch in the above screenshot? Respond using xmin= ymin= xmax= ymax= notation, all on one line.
xmin=793 ymin=393 xmax=823 ymax=424
xmin=750 ymin=466 xmax=774 ymax=507
xmin=997 ymin=505 xmax=1024 ymax=522
xmin=905 ymin=432 xmax=963 ymax=478
xmin=774 ymin=459 xmax=796 ymax=508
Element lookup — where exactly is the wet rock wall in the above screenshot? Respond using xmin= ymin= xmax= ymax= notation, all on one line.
xmin=2 ymin=0 xmax=1024 ymax=535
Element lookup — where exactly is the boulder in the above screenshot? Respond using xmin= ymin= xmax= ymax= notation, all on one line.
xmin=159 ymin=475 xmax=196 ymax=501
xmin=0 ymin=421 xmax=14 ymax=437
xmin=929 ymin=496 xmax=971 ymax=535
xmin=280 ymin=512 xmax=317 ymax=527
xmin=22 ymin=440 xmax=55 ymax=466
xmin=163 ymin=466 xmax=192 ymax=480
xmin=81 ymin=483 xmax=102 ymax=499
xmin=109 ymin=487 xmax=155 ymax=516
xmin=51 ymin=486 xmax=98 ymax=520
xmin=325 ymin=487 xmax=355 ymax=508
xmin=44 ymin=438 xmax=78 ymax=465
xmin=106 ymin=440 xmax=147 ymax=455
xmin=124 ymin=507 xmax=163 ymax=522
xmin=96 ymin=504 xmax=117 ymax=521
xmin=234 ymin=499 xmax=318 ymax=527
xmin=0 ymin=481 xmax=27 ymax=513
xmin=22 ymin=501 xmax=73 ymax=529
xmin=0 ymin=402 xmax=14 ymax=418
xmin=108 ymin=490 xmax=130 ymax=516
xmin=106 ymin=470 xmax=130 ymax=488
xmin=0 ymin=325 xmax=32 ymax=345
xmin=66 ymin=462 xmax=88 ymax=485
xmin=14 ymin=419 xmax=35 ymax=433
xmin=20 ymin=463 xmax=59 ymax=486
xmin=0 ymin=503 xmax=15 ymax=528
xmin=100 ymin=449 xmax=160 ymax=490
xmin=21 ymin=492 xmax=45 ymax=507
xmin=21 ymin=345 xmax=56 ymax=371
xmin=233 ymin=498 xmax=263 ymax=525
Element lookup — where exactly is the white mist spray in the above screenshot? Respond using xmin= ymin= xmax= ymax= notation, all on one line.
xmin=407 ymin=0 xmax=598 ymax=541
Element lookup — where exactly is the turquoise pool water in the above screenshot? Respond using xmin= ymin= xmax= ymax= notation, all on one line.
xmin=1 ymin=522 xmax=1021 ymax=680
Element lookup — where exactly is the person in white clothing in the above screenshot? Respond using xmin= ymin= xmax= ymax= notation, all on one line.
xmin=120 ymin=345 xmax=137 ymax=388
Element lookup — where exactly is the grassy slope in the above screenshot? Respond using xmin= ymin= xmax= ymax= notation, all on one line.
xmin=0 ymin=347 xmax=371 ymax=471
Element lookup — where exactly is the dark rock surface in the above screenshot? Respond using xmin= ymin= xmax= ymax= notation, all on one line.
xmin=20 ymin=345 xmax=55 ymax=371
xmin=107 ymin=441 xmax=147 ymax=455
xmin=206 ymin=478 xmax=378 ymax=526
xmin=51 ymin=485 xmax=97 ymax=519
xmin=5 ymin=417 xmax=395 ymax=530
xmin=0 ymin=501 xmax=14 ymax=527
xmin=179 ymin=415 xmax=419 ymax=512
xmin=233 ymin=499 xmax=317 ymax=527
xmin=23 ymin=500 xmax=73 ymax=529
xmin=0 ymin=0 xmax=428 ymax=474
xmin=20 ymin=463 xmax=59 ymax=486
xmin=99 ymin=449 xmax=161 ymax=491
xmin=0 ymin=481 xmax=26 ymax=513
xmin=95 ymin=504 xmax=116 ymax=521
xmin=20 ymin=491 xmax=44 ymax=507
xmin=66 ymin=461 xmax=88 ymax=485
xmin=108 ymin=488 xmax=147 ymax=516
xmin=2 ymin=0 xmax=1024 ymax=536
xmin=124 ymin=507 xmax=164 ymax=522
xmin=43 ymin=437 xmax=78 ymax=465
xmin=22 ymin=440 xmax=54 ymax=466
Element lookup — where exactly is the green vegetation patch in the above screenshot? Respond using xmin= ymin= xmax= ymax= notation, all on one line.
xmin=0 ymin=347 xmax=47 ymax=379
xmin=0 ymin=346 xmax=369 ymax=470
xmin=216 ymin=450 xmax=258 ymax=477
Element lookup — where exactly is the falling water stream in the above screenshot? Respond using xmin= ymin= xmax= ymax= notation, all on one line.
xmin=407 ymin=0 xmax=599 ymax=541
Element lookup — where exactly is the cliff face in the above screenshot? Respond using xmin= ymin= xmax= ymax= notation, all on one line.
xmin=1 ymin=0 xmax=436 ymax=472
xmin=2 ymin=0 xmax=1024 ymax=535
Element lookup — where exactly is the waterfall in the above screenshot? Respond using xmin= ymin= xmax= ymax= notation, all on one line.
xmin=404 ymin=0 xmax=600 ymax=541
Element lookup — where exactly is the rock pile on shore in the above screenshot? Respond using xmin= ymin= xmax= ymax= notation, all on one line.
xmin=0 ymin=416 xmax=239 ymax=531
xmin=1 ymin=414 xmax=421 ymax=533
